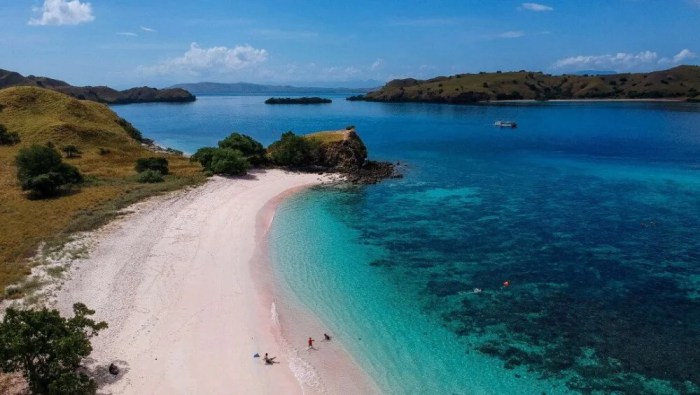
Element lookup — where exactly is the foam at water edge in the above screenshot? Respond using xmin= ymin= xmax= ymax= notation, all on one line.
xmin=270 ymin=300 xmax=326 ymax=394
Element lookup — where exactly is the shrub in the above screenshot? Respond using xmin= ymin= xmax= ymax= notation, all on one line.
xmin=116 ymin=117 xmax=143 ymax=142
xmin=345 ymin=125 xmax=355 ymax=130
xmin=0 ymin=124 xmax=20 ymax=145
xmin=62 ymin=144 xmax=81 ymax=158
xmin=217 ymin=133 xmax=266 ymax=165
xmin=267 ymin=131 xmax=320 ymax=167
xmin=135 ymin=157 xmax=169 ymax=175
xmin=136 ymin=169 xmax=164 ymax=183
xmin=210 ymin=148 xmax=250 ymax=175
xmin=0 ymin=303 xmax=107 ymax=395
xmin=191 ymin=147 xmax=218 ymax=170
xmin=98 ymin=147 xmax=111 ymax=155
xmin=15 ymin=145 xmax=83 ymax=197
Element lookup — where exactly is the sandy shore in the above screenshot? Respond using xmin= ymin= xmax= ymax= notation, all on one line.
xmin=53 ymin=169 xmax=377 ymax=394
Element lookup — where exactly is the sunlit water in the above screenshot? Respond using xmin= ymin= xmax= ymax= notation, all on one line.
xmin=114 ymin=97 xmax=700 ymax=394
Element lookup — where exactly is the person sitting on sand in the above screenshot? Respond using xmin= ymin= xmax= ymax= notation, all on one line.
xmin=324 ymin=333 xmax=331 ymax=341
xmin=263 ymin=353 xmax=276 ymax=365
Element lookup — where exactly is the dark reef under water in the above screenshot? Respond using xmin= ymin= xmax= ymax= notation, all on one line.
xmin=340 ymin=157 xmax=700 ymax=394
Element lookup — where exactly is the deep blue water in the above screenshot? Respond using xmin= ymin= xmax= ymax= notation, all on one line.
xmin=114 ymin=97 xmax=700 ymax=394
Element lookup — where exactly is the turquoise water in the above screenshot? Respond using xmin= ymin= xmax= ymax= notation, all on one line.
xmin=114 ymin=97 xmax=700 ymax=394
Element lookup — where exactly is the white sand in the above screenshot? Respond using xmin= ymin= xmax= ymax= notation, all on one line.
xmin=54 ymin=169 xmax=376 ymax=395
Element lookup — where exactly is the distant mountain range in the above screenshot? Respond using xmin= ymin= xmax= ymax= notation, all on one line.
xmin=348 ymin=65 xmax=700 ymax=104
xmin=0 ymin=69 xmax=195 ymax=104
xmin=169 ymin=82 xmax=378 ymax=95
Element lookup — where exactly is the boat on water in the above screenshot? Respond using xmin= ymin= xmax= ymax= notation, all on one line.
xmin=494 ymin=121 xmax=517 ymax=128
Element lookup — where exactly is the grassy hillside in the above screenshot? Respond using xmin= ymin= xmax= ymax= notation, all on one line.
xmin=0 ymin=87 xmax=205 ymax=297
xmin=352 ymin=65 xmax=700 ymax=103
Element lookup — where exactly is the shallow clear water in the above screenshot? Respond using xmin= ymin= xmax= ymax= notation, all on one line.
xmin=115 ymin=97 xmax=700 ymax=394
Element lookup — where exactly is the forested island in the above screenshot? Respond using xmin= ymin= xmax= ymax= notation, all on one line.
xmin=348 ymin=65 xmax=700 ymax=104
xmin=265 ymin=97 xmax=332 ymax=104
xmin=0 ymin=69 xmax=196 ymax=104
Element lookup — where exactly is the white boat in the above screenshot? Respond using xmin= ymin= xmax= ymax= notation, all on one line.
xmin=494 ymin=121 xmax=517 ymax=128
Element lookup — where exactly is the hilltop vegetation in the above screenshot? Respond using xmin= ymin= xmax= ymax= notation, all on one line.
xmin=349 ymin=65 xmax=700 ymax=104
xmin=0 ymin=86 xmax=204 ymax=297
xmin=264 ymin=97 xmax=332 ymax=104
xmin=0 ymin=69 xmax=195 ymax=104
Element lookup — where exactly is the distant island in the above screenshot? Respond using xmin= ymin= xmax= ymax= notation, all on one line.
xmin=0 ymin=69 xmax=196 ymax=104
xmin=265 ymin=97 xmax=332 ymax=104
xmin=348 ymin=65 xmax=700 ymax=104
xmin=170 ymin=81 xmax=376 ymax=95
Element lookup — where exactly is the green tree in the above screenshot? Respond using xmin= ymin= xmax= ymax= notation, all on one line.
xmin=0 ymin=124 xmax=21 ymax=145
xmin=209 ymin=148 xmax=250 ymax=175
xmin=61 ymin=145 xmax=81 ymax=158
xmin=190 ymin=147 xmax=219 ymax=170
xmin=217 ymin=133 xmax=266 ymax=165
xmin=267 ymin=131 xmax=320 ymax=167
xmin=15 ymin=145 xmax=83 ymax=197
xmin=134 ymin=157 xmax=169 ymax=175
xmin=0 ymin=303 xmax=108 ymax=395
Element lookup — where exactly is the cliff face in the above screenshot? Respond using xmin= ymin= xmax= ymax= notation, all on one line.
xmin=0 ymin=69 xmax=195 ymax=104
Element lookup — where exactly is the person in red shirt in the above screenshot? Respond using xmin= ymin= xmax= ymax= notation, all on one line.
xmin=308 ymin=337 xmax=315 ymax=349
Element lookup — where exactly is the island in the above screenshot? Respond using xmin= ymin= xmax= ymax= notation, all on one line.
xmin=0 ymin=69 xmax=196 ymax=104
xmin=264 ymin=96 xmax=332 ymax=104
xmin=347 ymin=65 xmax=700 ymax=104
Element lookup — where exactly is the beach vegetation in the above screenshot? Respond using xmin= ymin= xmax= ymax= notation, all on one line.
xmin=135 ymin=157 xmax=169 ymax=175
xmin=264 ymin=97 xmax=331 ymax=104
xmin=15 ymin=144 xmax=84 ymax=197
xmin=267 ymin=131 xmax=321 ymax=167
xmin=0 ymin=303 xmax=107 ymax=395
xmin=217 ymin=132 xmax=266 ymax=165
xmin=209 ymin=148 xmax=250 ymax=175
xmin=136 ymin=169 xmax=165 ymax=183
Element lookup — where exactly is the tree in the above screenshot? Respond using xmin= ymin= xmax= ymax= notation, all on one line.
xmin=15 ymin=145 xmax=83 ymax=197
xmin=61 ymin=145 xmax=81 ymax=158
xmin=0 ymin=124 xmax=21 ymax=145
xmin=0 ymin=303 xmax=108 ymax=395
xmin=209 ymin=148 xmax=250 ymax=175
xmin=267 ymin=131 xmax=320 ymax=167
xmin=191 ymin=147 xmax=218 ymax=170
xmin=217 ymin=133 xmax=266 ymax=165
xmin=134 ymin=157 xmax=169 ymax=175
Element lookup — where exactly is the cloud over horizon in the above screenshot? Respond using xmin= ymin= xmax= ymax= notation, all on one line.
xmin=138 ymin=43 xmax=269 ymax=76
xmin=29 ymin=0 xmax=95 ymax=26
xmin=521 ymin=3 xmax=553 ymax=12
xmin=554 ymin=51 xmax=658 ymax=70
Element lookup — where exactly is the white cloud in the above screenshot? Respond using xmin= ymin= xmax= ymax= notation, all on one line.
xmin=138 ymin=42 xmax=268 ymax=76
xmin=29 ymin=0 xmax=94 ymax=26
xmin=390 ymin=17 xmax=462 ymax=27
xmin=672 ymin=48 xmax=697 ymax=63
xmin=554 ymin=51 xmax=658 ymax=70
xmin=498 ymin=31 xmax=524 ymax=38
xmin=140 ymin=26 xmax=157 ymax=33
xmin=117 ymin=32 xmax=137 ymax=37
xmin=521 ymin=3 xmax=553 ymax=11
xmin=370 ymin=59 xmax=384 ymax=71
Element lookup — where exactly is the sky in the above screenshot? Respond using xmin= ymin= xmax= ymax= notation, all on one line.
xmin=1 ymin=0 xmax=699 ymax=88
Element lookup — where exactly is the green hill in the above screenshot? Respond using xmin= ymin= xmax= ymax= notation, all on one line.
xmin=350 ymin=65 xmax=700 ymax=103
xmin=0 ymin=69 xmax=196 ymax=104
xmin=0 ymin=87 xmax=204 ymax=297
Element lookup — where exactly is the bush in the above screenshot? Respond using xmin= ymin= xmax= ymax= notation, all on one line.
xmin=62 ymin=144 xmax=81 ymax=158
xmin=210 ymin=148 xmax=250 ymax=175
xmin=268 ymin=131 xmax=320 ymax=167
xmin=217 ymin=133 xmax=266 ymax=165
xmin=136 ymin=169 xmax=164 ymax=183
xmin=0 ymin=303 xmax=107 ymax=395
xmin=191 ymin=147 xmax=218 ymax=170
xmin=116 ymin=117 xmax=143 ymax=142
xmin=135 ymin=157 xmax=169 ymax=175
xmin=15 ymin=145 xmax=83 ymax=197
xmin=0 ymin=124 xmax=20 ymax=145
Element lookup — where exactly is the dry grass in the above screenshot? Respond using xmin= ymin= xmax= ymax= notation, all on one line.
xmin=305 ymin=130 xmax=347 ymax=144
xmin=0 ymin=86 xmax=206 ymax=298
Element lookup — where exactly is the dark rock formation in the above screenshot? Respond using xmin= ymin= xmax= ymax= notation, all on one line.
xmin=265 ymin=97 xmax=332 ymax=104
xmin=0 ymin=69 xmax=196 ymax=104
xmin=108 ymin=363 xmax=120 ymax=375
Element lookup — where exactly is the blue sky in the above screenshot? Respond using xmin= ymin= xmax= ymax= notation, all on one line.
xmin=1 ymin=0 xmax=699 ymax=88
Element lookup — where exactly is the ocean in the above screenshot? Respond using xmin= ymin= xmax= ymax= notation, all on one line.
xmin=113 ymin=96 xmax=700 ymax=394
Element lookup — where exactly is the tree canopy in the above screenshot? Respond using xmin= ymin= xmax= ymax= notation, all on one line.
xmin=217 ymin=133 xmax=266 ymax=165
xmin=0 ymin=303 xmax=108 ymax=395
xmin=267 ymin=131 xmax=321 ymax=167
xmin=15 ymin=145 xmax=83 ymax=197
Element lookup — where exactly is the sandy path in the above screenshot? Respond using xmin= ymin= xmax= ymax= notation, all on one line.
xmin=54 ymin=169 xmax=362 ymax=395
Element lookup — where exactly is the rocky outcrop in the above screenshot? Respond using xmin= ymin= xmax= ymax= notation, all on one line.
xmin=0 ymin=69 xmax=195 ymax=104
xmin=306 ymin=129 xmax=399 ymax=184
